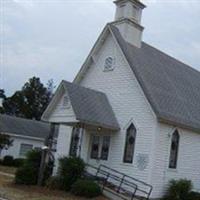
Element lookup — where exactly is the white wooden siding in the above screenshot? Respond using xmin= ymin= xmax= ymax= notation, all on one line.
xmin=151 ymin=123 xmax=200 ymax=198
xmin=46 ymin=30 xmax=200 ymax=199
xmin=79 ymin=33 xmax=157 ymax=184
xmin=53 ymin=124 xmax=73 ymax=174
xmin=1 ymin=135 xmax=44 ymax=158
xmin=49 ymin=92 xmax=76 ymax=123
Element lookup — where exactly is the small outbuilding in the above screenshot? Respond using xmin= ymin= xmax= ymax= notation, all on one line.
xmin=0 ymin=114 xmax=51 ymax=158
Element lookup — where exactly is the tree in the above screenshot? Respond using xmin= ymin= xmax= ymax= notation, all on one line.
xmin=0 ymin=89 xmax=6 ymax=99
xmin=0 ymin=89 xmax=6 ymax=113
xmin=0 ymin=133 xmax=13 ymax=156
xmin=2 ymin=77 xmax=55 ymax=120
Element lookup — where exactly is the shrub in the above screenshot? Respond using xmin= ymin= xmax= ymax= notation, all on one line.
xmin=164 ymin=179 xmax=193 ymax=200
xmin=71 ymin=179 xmax=101 ymax=198
xmin=188 ymin=191 xmax=200 ymax=200
xmin=57 ymin=157 xmax=85 ymax=191
xmin=15 ymin=149 xmax=53 ymax=185
xmin=46 ymin=176 xmax=63 ymax=190
xmin=15 ymin=150 xmax=41 ymax=185
xmin=14 ymin=158 xmax=25 ymax=167
xmin=15 ymin=165 xmax=38 ymax=185
xmin=3 ymin=155 xmax=14 ymax=166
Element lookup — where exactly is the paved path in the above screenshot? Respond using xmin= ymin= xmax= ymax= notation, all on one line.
xmin=0 ymin=172 xmax=12 ymax=200
xmin=0 ymin=171 xmax=12 ymax=200
xmin=0 ymin=172 xmax=14 ymax=178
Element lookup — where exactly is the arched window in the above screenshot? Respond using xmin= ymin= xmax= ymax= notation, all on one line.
xmin=169 ymin=130 xmax=180 ymax=169
xmin=123 ymin=123 xmax=136 ymax=163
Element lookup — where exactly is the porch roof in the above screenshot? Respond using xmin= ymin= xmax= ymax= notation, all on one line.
xmin=42 ymin=80 xmax=120 ymax=131
xmin=63 ymin=81 xmax=120 ymax=131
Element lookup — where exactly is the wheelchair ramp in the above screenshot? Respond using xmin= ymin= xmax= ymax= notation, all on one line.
xmin=85 ymin=164 xmax=153 ymax=200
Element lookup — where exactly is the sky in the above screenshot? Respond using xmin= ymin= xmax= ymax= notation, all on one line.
xmin=1 ymin=0 xmax=200 ymax=96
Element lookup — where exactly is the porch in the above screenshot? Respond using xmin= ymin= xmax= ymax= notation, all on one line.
xmin=42 ymin=81 xmax=120 ymax=166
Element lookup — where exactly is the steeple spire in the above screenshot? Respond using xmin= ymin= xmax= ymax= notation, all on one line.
xmin=112 ymin=0 xmax=146 ymax=48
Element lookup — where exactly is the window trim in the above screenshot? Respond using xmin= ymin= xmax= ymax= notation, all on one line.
xmin=100 ymin=136 xmax=111 ymax=160
xmin=90 ymin=135 xmax=100 ymax=159
xmin=123 ymin=123 xmax=137 ymax=164
xmin=90 ymin=135 xmax=111 ymax=161
xmin=69 ymin=127 xmax=80 ymax=157
xmin=168 ymin=130 xmax=180 ymax=169
xmin=62 ymin=95 xmax=71 ymax=109
xmin=103 ymin=56 xmax=115 ymax=72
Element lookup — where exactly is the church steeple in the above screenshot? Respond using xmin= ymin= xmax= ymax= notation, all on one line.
xmin=112 ymin=0 xmax=146 ymax=48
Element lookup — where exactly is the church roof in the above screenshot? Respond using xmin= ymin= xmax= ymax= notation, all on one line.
xmin=110 ymin=25 xmax=200 ymax=132
xmin=62 ymin=81 xmax=120 ymax=130
xmin=0 ymin=114 xmax=52 ymax=139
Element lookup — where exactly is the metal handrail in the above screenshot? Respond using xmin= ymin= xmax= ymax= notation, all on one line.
xmin=96 ymin=166 xmax=137 ymax=200
xmin=97 ymin=169 xmax=138 ymax=189
xmin=98 ymin=165 xmax=153 ymax=196
xmin=86 ymin=164 xmax=153 ymax=200
xmin=99 ymin=164 xmax=152 ymax=188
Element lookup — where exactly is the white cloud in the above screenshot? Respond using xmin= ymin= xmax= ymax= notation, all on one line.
xmin=1 ymin=0 xmax=200 ymax=96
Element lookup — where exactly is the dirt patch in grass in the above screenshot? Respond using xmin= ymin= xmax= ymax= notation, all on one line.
xmin=0 ymin=174 xmax=108 ymax=200
xmin=0 ymin=165 xmax=17 ymax=175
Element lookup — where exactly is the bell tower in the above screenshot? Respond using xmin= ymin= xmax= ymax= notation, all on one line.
xmin=113 ymin=0 xmax=146 ymax=48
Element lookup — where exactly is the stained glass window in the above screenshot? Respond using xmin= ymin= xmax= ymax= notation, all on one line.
xmin=123 ymin=124 xmax=136 ymax=163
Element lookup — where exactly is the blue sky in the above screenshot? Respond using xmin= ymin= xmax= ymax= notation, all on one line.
xmin=1 ymin=0 xmax=200 ymax=96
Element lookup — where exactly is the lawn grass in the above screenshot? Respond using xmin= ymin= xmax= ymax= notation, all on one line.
xmin=0 ymin=165 xmax=17 ymax=174
xmin=0 ymin=174 xmax=107 ymax=200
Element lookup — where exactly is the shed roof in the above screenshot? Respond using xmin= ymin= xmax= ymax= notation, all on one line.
xmin=0 ymin=114 xmax=51 ymax=139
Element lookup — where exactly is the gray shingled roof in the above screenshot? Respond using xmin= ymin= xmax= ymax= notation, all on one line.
xmin=63 ymin=81 xmax=120 ymax=130
xmin=110 ymin=25 xmax=200 ymax=133
xmin=0 ymin=114 xmax=51 ymax=139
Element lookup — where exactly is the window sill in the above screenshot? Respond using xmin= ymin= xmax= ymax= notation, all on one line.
xmin=167 ymin=168 xmax=178 ymax=173
xmin=103 ymin=68 xmax=114 ymax=72
xmin=90 ymin=158 xmax=109 ymax=162
xmin=120 ymin=162 xmax=134 ymax=167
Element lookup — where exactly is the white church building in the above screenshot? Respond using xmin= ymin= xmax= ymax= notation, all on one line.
xmin=42 ymin=0 xmax=200 ymax=199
